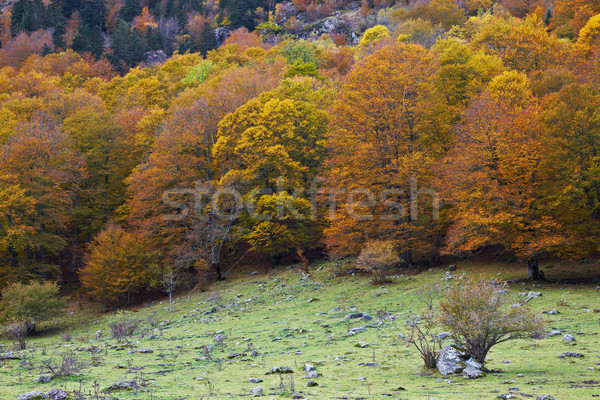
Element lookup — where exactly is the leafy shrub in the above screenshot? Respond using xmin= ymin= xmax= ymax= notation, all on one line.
xmin=356 ymin=240 xmax=400 ymax=284
xmin=438 ymin=280 xmax=544 ymax=364
xmin=108 ymin=312 xmax=140 ymax=342
xmin=0 ymin=281 xmax=66 ymax=330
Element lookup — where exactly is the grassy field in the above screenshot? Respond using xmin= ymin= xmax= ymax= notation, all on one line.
xmin=1 ymin=258 xmax=599 ymax=399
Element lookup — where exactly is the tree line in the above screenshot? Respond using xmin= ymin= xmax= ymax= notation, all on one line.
xmin=1 ymin=0 xmax=600 ymax=305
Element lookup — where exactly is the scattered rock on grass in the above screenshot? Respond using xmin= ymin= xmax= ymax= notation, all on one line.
xmin=548 ymin=330 xmax=562 ymax=336
xmin=563 ymin=334 xmax=576 ymax=342
xmin=0 ymin=352 xmax=21 ymax=360
xmin=18 ymin=392 xmax=48 ymax=400
xmin=128 ymin=348 xmax=153 ymax=354
xmin=307 ymin=380 xmax=319 ymax=387
xmin=47 ymin=389 xmax=69 ymax=400
xmin=266 ymin=366 xmax=293 ymax=374
xmin=347 ymin=327 xmax=365 ymax=335
xmin=249 ymin=378 xmax=263 ymax=383
xmin=250 ymin=386 xmax=263 ymax=396
xmin=344 ymin=312 xmax=371 ymax=320
xmin=463 ymin=366 xmax=485 ymax=379
xmin=305 ymin=370 xmax=319 ymax=378
xmin=558 ymin=352 xmax=583 ymax=358
xmin=105 ymin=380 xmax=140 ymax=392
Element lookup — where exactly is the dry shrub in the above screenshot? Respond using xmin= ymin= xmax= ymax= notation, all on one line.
xmin=43 ymin=350 xmax=85 ymax=377
xmin=407 ymin=310 xmax=443 ymax=369
xmin=439 ymin=280 xmax=545 ymax=364
xmin=108 ymin=312 xmax=140 ymax=342
xmin=356 ymin=240 xmax=400 ymax=284
xmin=5 ymin=320 xmax=28 ymax=350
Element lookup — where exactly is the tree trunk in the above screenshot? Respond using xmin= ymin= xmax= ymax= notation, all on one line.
xmin=213 ymin=263 xmax=225 ymax=281
xmin=527 ymin=256 xmax=540 ymax=280
xmin=401 ymin=250 xmax=413 ymax=269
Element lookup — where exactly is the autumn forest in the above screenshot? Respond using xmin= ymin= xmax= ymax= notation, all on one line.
xmin=1 ymin=0 xmax=600 ymax=306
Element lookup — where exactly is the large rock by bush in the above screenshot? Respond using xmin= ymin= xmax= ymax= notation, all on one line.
xmin=436 ymin=345 xmax=483 ymax=376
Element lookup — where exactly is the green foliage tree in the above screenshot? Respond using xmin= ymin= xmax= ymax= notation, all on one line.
xmin=0 ymin=281 xmax=66 ymax=331
xmin=52 ymin=21 xmax=66 ymax=50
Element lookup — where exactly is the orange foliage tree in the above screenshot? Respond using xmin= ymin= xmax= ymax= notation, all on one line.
xmin=80 ymin=225 xmax=155 ymax=306
xmin=440 ymin=77 xmax=582 ymax=280
xmin=324 ymin=43 xmax=453 ymax=266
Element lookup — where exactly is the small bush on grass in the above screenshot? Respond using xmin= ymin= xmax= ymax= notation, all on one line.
xmin=108 ymin=312 xmax=140 ymax=342
xmin=407 ymin=310 xmax=443 ymax=369
xmin=5 ymin=320 xmax=28 ymax=350
xmin=438 ymin=279 xmax=545 ymax=365
xmin=356 ymin=240 xmax=400 ymax=284
xmin=43 ymin=350 xmax=86 ymax=377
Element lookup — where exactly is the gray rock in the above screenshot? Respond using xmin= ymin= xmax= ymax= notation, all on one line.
xmin=362 ymin=314 xmax=373 ymax=320
xmin=213 ymin=334 xmax=226 ymax=343
xmin=0 ymin=352 xmax=21 ymax=360
xmin=249 ymin=378 xmax=263 ymax=383
xmin=439 ymin=332 xmax=452 ymax=340
xmin=47 ymin=389 xmax=69 ymax=400
xmin=357 ymin=362 xmax=379 ymax=366
xmin=548 ymin=330 xmax=562 ymax=336
xmin=250 ymin=386 xmax=263 ymax=396
xmin=128 ymin=348 xmax=153 ymax=354
xmin=347 ymin=327 xmax=365 ymax=335
xmin=526 ymin=292 xmax=542 ymax=300
xmin=536 ymin=396 xmax=556 ymax=400
xmin=305 ymin=370 xmax=319 ymax=378
xmin=397 ymin=333 xmax=406 ymax=339
xmin=563 ymin=334 xmax=576 ymax=342
xmin=331 ymin=307 xmax=340 ymax=312
xmin=266 ymin=366 xmax=293 ymax=374
xmin=547 ymin=310 xmax=559 ymax=315
xmin=18 ymin=392 xmax=48 ymax=400
xmin=307 ymin=380 xmax=319 ymax=387
xmin=448 ymin=264 xmax=456 ymax=271
xmin=558 ymin=352 xmax=583 ymax=358
xmin=436 ymin=345 xmax=481 ymax=375
xmin=304 ymin=363 xmax=316 ymax=372
xmin=34 ymin=375 xmax=53 ymax=383
xmin=463 ymin=366 xmax=484 ymax=379
xmin=344 ymin=312 xmax=366 ymax=320
xmin=497 ymin=395 xmax=515 ymax=399
xmin=105 ymin=380 xmax=140 ymax=392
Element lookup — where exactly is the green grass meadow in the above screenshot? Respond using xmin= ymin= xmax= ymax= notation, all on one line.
xmin=1 ymin=259 xmax=599 ymax=399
